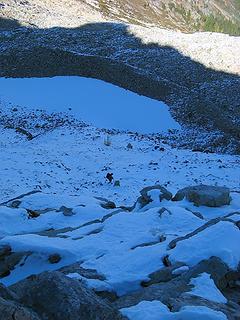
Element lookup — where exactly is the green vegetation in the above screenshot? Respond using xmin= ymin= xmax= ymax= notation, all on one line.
xmin=99 ymin=0 xmax=109 ymax=15
xmin=201 ymin=14 xmax=240 ymax=36
xmin=166 ymin=2 xmax=240 ymax=36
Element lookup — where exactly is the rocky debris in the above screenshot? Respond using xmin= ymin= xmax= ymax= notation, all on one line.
xmin=172 ymin=185 xmax=231 ymax=207
xmin=10 ymin=271 xmax=124 ymax=320
xmin=134 ymin=185 xmax=172 ymax=210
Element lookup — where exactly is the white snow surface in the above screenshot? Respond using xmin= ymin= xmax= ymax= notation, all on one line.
xmin=187 ymin=273 xmax=227 ymax=304
xmin=121 ymin=300 xmax=228 ymax=320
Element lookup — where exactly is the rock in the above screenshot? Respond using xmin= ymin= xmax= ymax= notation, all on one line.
xmin=0 ymin=284 xmax=40 ymax=320
xmin=27 ymin=209 xmax=40 ymax=218
xmin=0 ymin=245 xmax=11 ymax=258
xmin=126 ymin=143 xmax=133 ymax=149
xmin=0 ymin=284 xmax=18 ymax=301
xmin=162 ymin=255 xmax=171 ymax=267
xmin=0 ymin=252 xmax=30 ymax=278
xmin=172 ymin=185 xmax=231 ymax=207
xmin=135 ymin=185 xmax=172 ymax=210
xmin=95 ymin=197 xmax=116 ymax=210
xmin=59 ymin=262 xmax=105 ymax=280
xmin=58 ymin=205 xmax=74 ymax=216
xmin=8 ymin=200 xmax=21 ymax=208
xmin=141 ymin=263 xmax=184 ymax=287
xmin=48 ymin=253 xmax=61 ymax=264
xmin=114 ymin=180 xmax=121 ymax=187
xmin=180 ymin=257 xmax=230 ymax=290
xmin=0 ymin=297 xmax=41 ymax=320
xmin=15 ymin=127 xmax=33 ymax=140
xmin=10 ymin=271 xmax=124 ymax=320
xmin=116 ymin=257 xmax=238 ymax=319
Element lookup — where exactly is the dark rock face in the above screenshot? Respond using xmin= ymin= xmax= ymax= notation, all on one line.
xmin=10 ymin=271 xmax=124 ymax=320
xmin=0 ymin=284 xmax=41 ymax=320
xmin=0 ymin=247 xmax=30 ymax=279
xmin=172 ymin=185 xmax=231 ymax=207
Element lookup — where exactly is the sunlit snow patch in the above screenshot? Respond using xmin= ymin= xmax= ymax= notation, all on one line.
xmin=0 ymin=76 xmax=180 ymax=133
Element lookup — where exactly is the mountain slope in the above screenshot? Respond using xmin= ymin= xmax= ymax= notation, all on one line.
xmin=1 ymin=0 xmax=240 ymax=34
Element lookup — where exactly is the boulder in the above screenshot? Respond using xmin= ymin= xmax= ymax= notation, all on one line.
xmin=10 ymin=271 xmax=123 ymax=320
xmin=0 ymin=297 xmax=41 ymax=320
xmin=172 ymin=185 xmax=231 ymax=207
xmin=95 ymin=197 xmax=116 ymax=210
xmin=48 ymin=253 xmax=61 ymax=264
xmin=0 ymin=284 xmax=40 ymax=320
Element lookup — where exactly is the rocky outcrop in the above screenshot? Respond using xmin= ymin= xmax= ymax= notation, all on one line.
xmin=116 ymin=257 xmax=240 ymax=320
xmin=10 ymin=271 xmax=124 ymax=320
xmin=0 ymin=284 xmax=41 ymax=320
xmin=172 ymin=185 xmax=231 ymax=207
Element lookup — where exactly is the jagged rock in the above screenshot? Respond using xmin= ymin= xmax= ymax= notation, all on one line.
xmin=134 ymin=185 xmax=172 ymax=210
xmin=10 ymin=271 xmax=124 ymax=320
xmin=172 ymin=185 xmax=231 ymax=207
xmin=0 ymin=297 xmax=41 ymax=320
xmin=0 ymin=284 xmax=40 ymax=320
xmin=0 ymin=284 xmax=18 ymax=301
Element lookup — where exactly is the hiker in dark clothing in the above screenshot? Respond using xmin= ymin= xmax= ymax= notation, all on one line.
xmin=106 ymin=172 xmax=114 ymax=183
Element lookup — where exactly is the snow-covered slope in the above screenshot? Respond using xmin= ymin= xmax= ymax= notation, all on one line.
xmin=0 ymin=99 xmax=240 ymax=319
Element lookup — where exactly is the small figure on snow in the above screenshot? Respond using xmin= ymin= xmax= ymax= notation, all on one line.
xmin=106 ymin=172 xmax=114 ymax=183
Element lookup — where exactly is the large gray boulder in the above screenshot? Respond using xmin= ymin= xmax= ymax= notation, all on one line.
xmin=172 ymin=185 xmax=231 ymax=207
xmin=10 ymin=271 xmax=123 ymax=320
